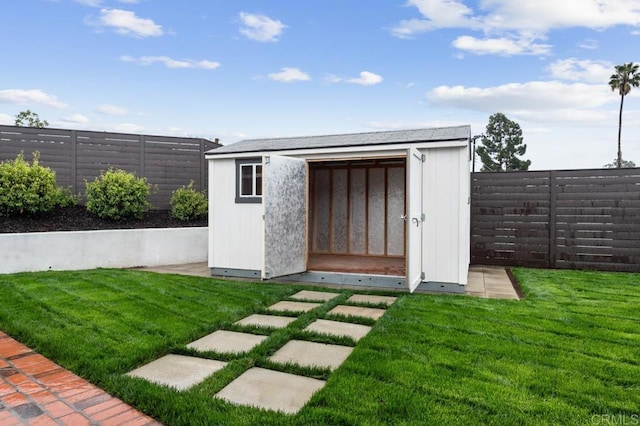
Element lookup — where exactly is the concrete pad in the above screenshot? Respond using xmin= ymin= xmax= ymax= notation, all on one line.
xmin=290 ymin=290 xmax=340 ymax=302
xmin=187 ymin=330 xmax=267 ymax=354
xmin=126 ymin=354 xmax=226 ymax=391
xmin=305 ymin=319 xmax=371 ymax=342
xmin=215 ymin=367 xmax=325 ymax=414
xmin=269 ymin=340 xmax=353 ymax=371
xmin=486 ymin=291 xmax=519 ymax=300
xmin=465 ymin=284 xmax=484 ymax=294
xmin=136 ymin=262 xmax=211 ymax=278
xmin=347 ymin=294 xmax=397 ymax=306
xmin=466 ymin=265 xmax=519 ymax=300
xmin=465 ymin=272 xmax=485 ymax=292
xmin=485 ymin=276 xmax=510 ymax=285
xmin=328 ymin=305 xmax=386 ymax=320
xmin=235 ymin=314 xmax=296 ymax=329
xmin=267 ymin=301 xmax=321 ymax=313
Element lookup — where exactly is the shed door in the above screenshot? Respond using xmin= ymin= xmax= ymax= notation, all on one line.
xmin=262 ymin=155 xmax=307 ymax=279
xmin=407 ymin=148 xmax=424 ymax=292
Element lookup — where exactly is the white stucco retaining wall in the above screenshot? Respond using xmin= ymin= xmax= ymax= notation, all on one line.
xmin=0 ymin=227 xmax=207 ymax=274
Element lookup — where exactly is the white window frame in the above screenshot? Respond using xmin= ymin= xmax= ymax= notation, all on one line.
xmin=235 ymin=158 xmax=262 ymax=203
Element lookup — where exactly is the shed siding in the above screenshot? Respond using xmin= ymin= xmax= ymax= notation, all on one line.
xmin=209 ymin=159 xmax=262 ymax=270
xmin=458 ymin=147 xmax=471 ymax=285
xmin=208 ymin=140 xmax=470 ymax=287
xmin=422 ymin=147 xmax=469 ymax=284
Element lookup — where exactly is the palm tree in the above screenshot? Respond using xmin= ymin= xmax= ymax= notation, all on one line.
xmin=609 ymin=62 xmax=640 ymax=168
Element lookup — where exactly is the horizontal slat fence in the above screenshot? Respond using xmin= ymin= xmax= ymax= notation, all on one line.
xmin=0 ymin=125 xmax=220 ymax=209
xmin=471 ymin=168 xmax=640 ymax=272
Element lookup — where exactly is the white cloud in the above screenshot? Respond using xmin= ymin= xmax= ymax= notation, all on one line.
xmin=95 ymin=104 xmax=128 ymax=115
xmin=267 ymin=67 xmax=311 ymax=82
xmin=395 ymin=0 xmax=640 ymax=35
xmin=325 ymin=71 xmax=384 ymax=86
xmin=0 ymin=113 xmax=12 ymax=125
xmin=75 ymin=0 xmax=102 ymax=6
xmin=97 ymin=8 xmax=163 ymax=37
xmin=427 ymin=81 xmax=619 ymax=123
xmin=62 ymin=114 xmax=90 ymax=124
xmin=391 ymin=0 xmax=640 ymax=55
xmin=0 ymin=89 xmax=67 ymax=108
xmin=391 ymin=0 xmax=475 ymax=38
xmin=239 ymin=12 xmax=285 ymax=42
xmin=548 ymin=58 xmax=613 ymax=83
xmin=346 ymin=71 xmax=383 ymax=86
xmin=480 ymin=1 xmax=640 ymax=32
xmin=579 ymin=38 xmax=599 ymax=49
xmin=120 ymin=55 xmax=220 ymax=69
xmin=323 ymin=74 xmax=344 ymax=84
xmin=452 ymin=35 xmax=551 ymax=55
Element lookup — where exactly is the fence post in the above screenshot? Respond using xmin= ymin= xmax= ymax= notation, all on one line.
xmin=200 ymin=139 xmax=206 ymax=192
xmin=548 ymin=170 xmax=557 ymax=269
xmin=139 ymin=135 xmax=145 ymax=177
xmin=70 ymin=130 xmax=77 ymax=194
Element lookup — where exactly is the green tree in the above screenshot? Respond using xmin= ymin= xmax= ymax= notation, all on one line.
xmin=476 ymin=112 xmax=531 ymax=172
xmin=603 ymin=158 xmax=636 ymax=168
xmin=609 ymin=62 xmax=640 ymax=168
xmin=14 ymin=110 xmax=49 ymax=128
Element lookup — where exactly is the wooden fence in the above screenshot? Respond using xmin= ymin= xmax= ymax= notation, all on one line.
xmin=471 ymin=168 xmax=640 ymax=272
xmin=0 ymin=125 xmax=220 ymax=209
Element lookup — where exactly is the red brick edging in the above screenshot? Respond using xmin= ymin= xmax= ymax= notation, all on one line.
xmin=0 ymin=331 xmax=160 ymax=425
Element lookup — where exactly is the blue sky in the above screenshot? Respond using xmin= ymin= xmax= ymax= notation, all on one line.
xmin=1 ymin=0 xmax=640 ymax=170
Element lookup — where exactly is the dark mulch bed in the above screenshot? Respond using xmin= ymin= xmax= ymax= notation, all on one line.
xmin=0 ymin=206 xmax=207 ymax=233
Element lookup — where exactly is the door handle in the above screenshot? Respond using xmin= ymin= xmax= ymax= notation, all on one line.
xmin=412 ymin=217 xmax=421 ymax=227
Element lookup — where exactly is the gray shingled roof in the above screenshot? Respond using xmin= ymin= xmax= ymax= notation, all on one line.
xmin=206 ymin=125 xmax=470 ymax=155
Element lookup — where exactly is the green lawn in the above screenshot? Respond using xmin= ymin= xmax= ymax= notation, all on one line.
xmin=0 ymin=268 xmax=638 ymax=425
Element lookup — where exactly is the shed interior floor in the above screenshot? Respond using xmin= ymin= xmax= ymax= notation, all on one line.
xmin=307 ymin=254 xmax=406 ymax=276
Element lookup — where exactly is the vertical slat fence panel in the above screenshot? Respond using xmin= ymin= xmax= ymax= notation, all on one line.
xmin=471 ymin=168 xmax=640 ymax=272
xmin=0 ymin=125 xmax=220 ymax=209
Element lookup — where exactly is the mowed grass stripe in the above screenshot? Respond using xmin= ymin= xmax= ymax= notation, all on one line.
xmin=0 ymin=267 xmax=638 ymax=425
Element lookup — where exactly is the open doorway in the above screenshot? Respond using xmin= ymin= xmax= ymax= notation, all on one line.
xmin=308 ymin=157 xmax=407 ymax=276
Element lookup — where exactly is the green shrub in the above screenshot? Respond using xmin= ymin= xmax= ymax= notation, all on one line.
xmin=170 ymin=181 xmax=208 ymax=221
xmin=0 ymin=152 xmax=67 ymax=216
xmin=85 ymin=168 xmax=151 ymax=220
xmin=55 ymin=187 xmax=79 ymax=208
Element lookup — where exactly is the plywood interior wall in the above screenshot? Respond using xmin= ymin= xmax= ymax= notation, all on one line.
xmin=309 ymin=158 xmax=406 ymax=258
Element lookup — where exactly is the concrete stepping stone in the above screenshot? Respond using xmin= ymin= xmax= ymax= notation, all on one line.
xmin=347 ymin=294 xmax=397 ymax=306
xmin=216 ymin=367 xmax=325 ymax=414
xmin=268 ymin=340 xmax=353 ymax=371
xmin=234 ymin=314 xmax=296 ymax=329
xmin=290 ymin=290 xmax=340 ymax=302
xmin=328 ymin=305 xmax=386 ymax=320
xmin=267 ymin=301 xmax=321 ymax=313
xmin=126 ymin=354 xmax=226 ymax=391
xmin=187 ymin=330 xmax=267 ymax=354
xmin=305 ymin=319 xmax=372 ymax=342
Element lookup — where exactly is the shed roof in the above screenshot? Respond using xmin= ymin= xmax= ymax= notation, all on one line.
xmin=206 ymin=125 xmax=470 ymax=155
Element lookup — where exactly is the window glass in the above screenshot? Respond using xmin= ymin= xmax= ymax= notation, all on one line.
xmin=255 ymin=165 xmax=263 ymax=196
xmin=241 ymin=165 xmax=253 ymax=196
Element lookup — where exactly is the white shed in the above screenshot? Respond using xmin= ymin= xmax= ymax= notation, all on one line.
xmin=205 ymin=126 xmax=471 ymax=293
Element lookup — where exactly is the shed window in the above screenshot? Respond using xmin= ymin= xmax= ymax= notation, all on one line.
xmin=236 ymin=159 xmax=262 ymax=203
